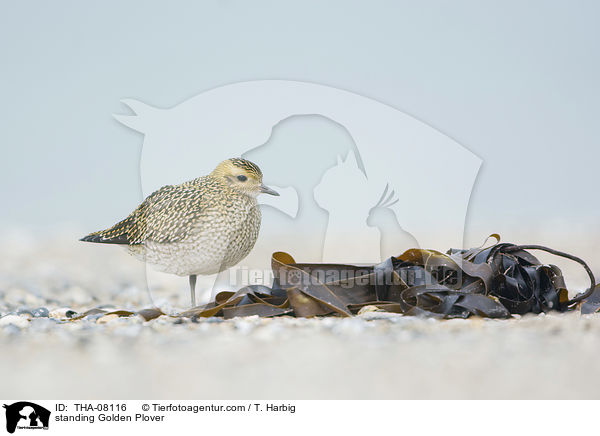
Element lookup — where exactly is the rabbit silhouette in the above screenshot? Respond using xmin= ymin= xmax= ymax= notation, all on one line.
xmin=367 ymin=185 xmax=419 ymax=259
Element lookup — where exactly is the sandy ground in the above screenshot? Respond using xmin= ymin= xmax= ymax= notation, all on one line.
xmin=2 ymin=232 xmax=600 ymax=399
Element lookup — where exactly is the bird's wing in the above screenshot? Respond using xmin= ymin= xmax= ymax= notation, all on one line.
xmin=81 ymin=180 xmax=212 ymax=245
xmin=140 ymin=183 xmax=212 ymax=244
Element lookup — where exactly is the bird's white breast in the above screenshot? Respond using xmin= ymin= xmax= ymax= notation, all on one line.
xmin=128 ymin=194 xmax=261 ymax=277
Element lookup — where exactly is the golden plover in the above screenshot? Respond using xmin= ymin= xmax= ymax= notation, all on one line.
xmin=80 ymin=158 xmax=279 ymax=307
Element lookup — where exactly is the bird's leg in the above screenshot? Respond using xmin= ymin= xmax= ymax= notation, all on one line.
xmin=189 ymin=274 xmax=197 ymax=307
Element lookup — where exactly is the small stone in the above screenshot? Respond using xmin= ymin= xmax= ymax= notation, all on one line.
xmin=0 ymin=314 xmax=29 ymax=328
xmin=358 ymin=305 xmax=384 ymax=315
xmin=203 ymin=317 xmax=225 ymax=323
xmin=83 ymin=313 xmax=104 ymax=322
xmin=31 ymin=307 xmax=49 ymax=318
xmin=49 ymin=307 xmax=75 ymax=319
xmin=96 ymin=314 xmax=120 ymax=324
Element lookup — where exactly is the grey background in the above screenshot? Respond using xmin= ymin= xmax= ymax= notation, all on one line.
xmin=1 ymin=0 xmax=598 ymax=249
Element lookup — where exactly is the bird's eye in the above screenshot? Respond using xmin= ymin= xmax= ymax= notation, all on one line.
xmin=237 ymin=175 xmax=247 ymax=182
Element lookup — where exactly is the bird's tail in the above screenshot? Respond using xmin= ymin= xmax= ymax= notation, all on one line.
xmin=80 ymin=216 xmax=137 ymax=245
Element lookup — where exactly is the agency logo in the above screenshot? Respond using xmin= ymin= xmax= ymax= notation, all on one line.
xmin=3 ymin=402 xmax=50 ymax=434
xmin=114 ymin=80 xmax=481 ymax=304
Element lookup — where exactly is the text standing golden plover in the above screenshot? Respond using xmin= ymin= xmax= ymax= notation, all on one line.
xmin=80 ymin=158 xmax=279 ymax=307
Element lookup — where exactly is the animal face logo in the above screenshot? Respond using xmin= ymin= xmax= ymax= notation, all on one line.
xmin=3 ymin=402 xmax=50 ymax=433
xmin=114 ymin=80 xmax=481 ymax=302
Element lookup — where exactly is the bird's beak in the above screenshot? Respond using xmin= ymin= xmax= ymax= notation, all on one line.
xmin=259 ymin=184 xmax=279 ymax=196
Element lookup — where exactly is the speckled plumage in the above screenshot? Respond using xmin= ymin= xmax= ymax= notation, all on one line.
xmin=81 ymin=158 xmax=278 ymax=306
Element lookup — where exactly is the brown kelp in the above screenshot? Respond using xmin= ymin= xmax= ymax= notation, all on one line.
xmin=180 ymin=236 xmax=597 ymax=320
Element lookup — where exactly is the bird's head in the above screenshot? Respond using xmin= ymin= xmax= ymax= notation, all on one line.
xmin=210 ymin=158 xmax=279 ymax=197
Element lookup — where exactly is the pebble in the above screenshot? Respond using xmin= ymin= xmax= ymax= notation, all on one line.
xmin=31 ymin=307 xmax=49 ymax=317
xmin=96 ymin=314 xmax=121 ymax=324
xmin=49 ymin=307 xmax=76 ymax=319
xmin=358 ymin=305 xmax=384 ymax=315
xmin=16 ymin=308 xmax=33 ymax=317
xmin=74 ymin=314 xmax=100 ymax=323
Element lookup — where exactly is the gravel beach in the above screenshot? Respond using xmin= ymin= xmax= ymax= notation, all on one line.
xmin=2 ymin=232 xmax=600 ymax=399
